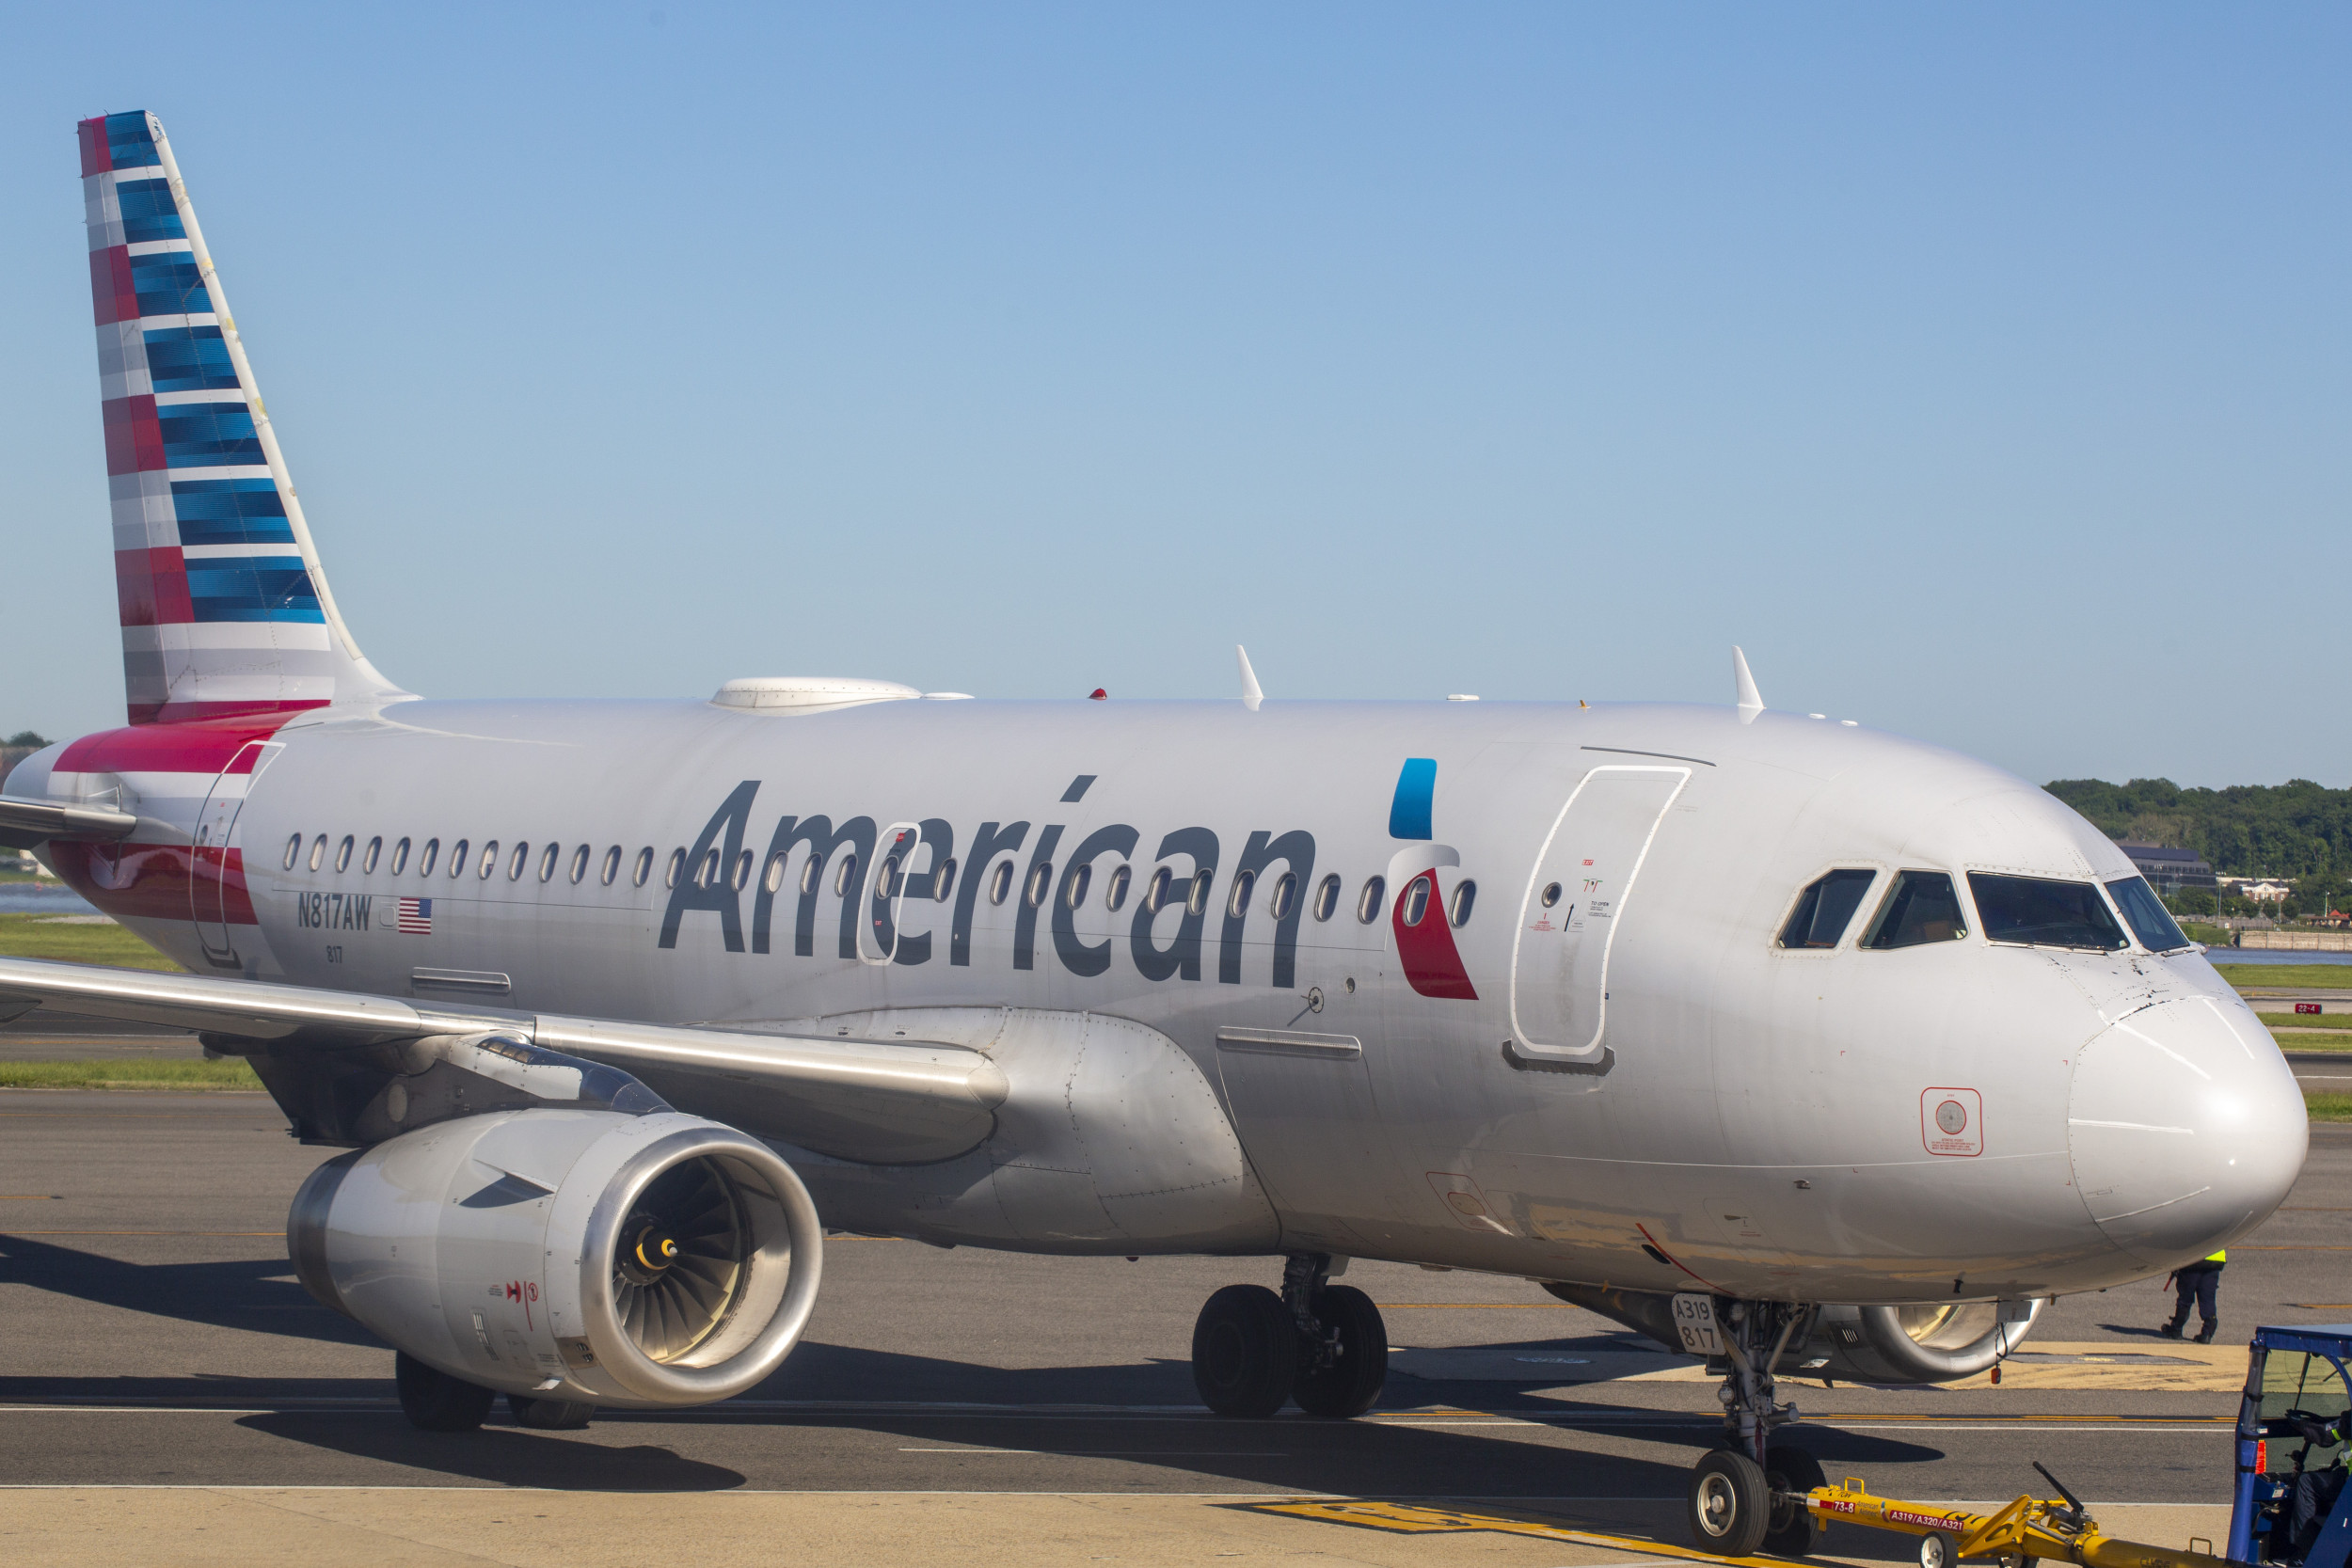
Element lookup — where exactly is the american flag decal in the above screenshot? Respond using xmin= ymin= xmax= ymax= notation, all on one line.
xmin=395 ymin=896 xmax=431 ymax=934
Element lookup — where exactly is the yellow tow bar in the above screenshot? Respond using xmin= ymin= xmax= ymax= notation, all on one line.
xmin=1804 ymin=1477 xmax=2235 ymax=1568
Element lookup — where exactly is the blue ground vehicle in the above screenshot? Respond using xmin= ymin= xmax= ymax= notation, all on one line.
xmin=2234 ymin=1326 xmax=2352 ymax=1566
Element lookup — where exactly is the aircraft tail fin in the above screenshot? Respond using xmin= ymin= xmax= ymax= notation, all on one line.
xmin=79 ymin=111 xmax=405 ymax=725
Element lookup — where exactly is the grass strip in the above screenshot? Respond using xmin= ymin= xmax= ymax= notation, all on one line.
xmin=0 ymin=912 xmax=180 ymax=971
xmin=0 ymin=1058 xmax=261 ymax=1090
xmin=2219 ymin=964 xmax=2352 ymax=990
xmin=2309 ymin=1092 xmax=2352 ymax=1123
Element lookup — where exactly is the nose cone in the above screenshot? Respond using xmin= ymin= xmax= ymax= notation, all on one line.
xmin=2069 ymin=997 xmax=2306 ymax=1266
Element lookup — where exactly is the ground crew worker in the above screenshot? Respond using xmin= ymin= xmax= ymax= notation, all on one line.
xmin=2162 ymin=1249 xmax=2225 ymax=1343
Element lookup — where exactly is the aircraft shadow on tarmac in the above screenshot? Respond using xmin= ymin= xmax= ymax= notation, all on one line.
xmin=0 ymin=1233 xmax=377 ymax=1346
xmin=235 ymin=1412 xmax=749 ymax=1491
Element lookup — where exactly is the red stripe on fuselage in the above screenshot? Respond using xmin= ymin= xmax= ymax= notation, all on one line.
xmin=78 ymin=118 xmax=112 ymax=178
xmin=58 ymin=716 xmax=293 ymax=772
xmin=46 ymin=839 xmax=255 ymax=927
xmin=103 ymin=394 xmax=165 ymax=474
xmin=89 ymin=246 xmax=137 ymax=326
xmin=115 ymin=546 xmax=193 ymax=627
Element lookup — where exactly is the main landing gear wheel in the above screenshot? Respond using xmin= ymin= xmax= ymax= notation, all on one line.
xmin=1293 ymin=1284 xmax=1389 ymax=1418
xmin=1686 ymin=1448 xmax=1772 ymax=1558
xmin=508 ymin=1392 xmax=596 ymax=1430
xmin=1191 ymin=1284 xmax=1297 ymax=1418
xmin=394 ymin=1350 xmax=497 ymax=1433
xmin=1763 ymin=1444 xmax=1827 ymax=1557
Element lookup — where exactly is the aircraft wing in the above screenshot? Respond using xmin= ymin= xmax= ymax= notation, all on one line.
xmin=0 ymin=955 xmax=1007 ymax=1164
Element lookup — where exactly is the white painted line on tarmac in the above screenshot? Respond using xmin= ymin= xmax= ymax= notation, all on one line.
xmin=897 ymin=1448 xmax=1289 ymax=1456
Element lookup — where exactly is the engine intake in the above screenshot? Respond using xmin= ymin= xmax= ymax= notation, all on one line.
xmin=291 ymin=1108 xmax=821 ymax=1407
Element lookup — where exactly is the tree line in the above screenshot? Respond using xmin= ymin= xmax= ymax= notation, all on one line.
xmin=2046 ymin=777 xmax=2352 ymax=915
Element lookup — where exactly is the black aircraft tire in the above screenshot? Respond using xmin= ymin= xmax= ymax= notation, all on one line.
xmin=509 ymin=1393 xmax=596 ymax=1430
xmin=394 ymin=1351 xmax=498 ymax=1433
xmin=1292 ymin=1285 xmax=1389 ymax=1419
xmin=1191 ymin=1284 xmax=1298 ymax=1418
xmin=1687 ymin=1448 xmax=1772 ymax=1558
xmin=1764 ymin=1444 xmax=1828 ymax=1557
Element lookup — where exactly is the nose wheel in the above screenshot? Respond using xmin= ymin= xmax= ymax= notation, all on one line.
xmin=1190 ymin=1254 xmax=1389 ymax=1419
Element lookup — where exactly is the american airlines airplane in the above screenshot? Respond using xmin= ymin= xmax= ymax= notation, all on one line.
xmin=2 ymin=111 xmax=2307 ymax=1555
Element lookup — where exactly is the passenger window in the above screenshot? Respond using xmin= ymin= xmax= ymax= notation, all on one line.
xmin=600 ymin=847 xmax=622 ymax=886
xmin=1025 ymin=863 xmax=1053 ymax=908
xmin=1969 ymin=873 xmax=2128 ymax=952
xmin=1186 ymin=869 xmax=1213 ymax=916
xmin=334 ymin=835 xmax=354 ymax=873
xmin=1227 ymin=869 xmax=1258 ymax=918
xmin=834 ymin=853 xmax=860 ymax=896
xmin=1358 ymin=875 xmax=1386 ymax=924
xmin=507 ymin=843 xmax=528 ymax=880
xmin=1104 ymin=863 xmax=1131 ymax=911
xmin=362 ymin=837 xmax=382 ymax=875
xmin=665 ymin=848 xmax=685 ymax=890
xmin=1268 ymin=871 xmax=1297 ymax=921
xmin=1142 ymin=866 xmax=1172 ymax=914
xmin=801 ymin=856 xmax=822 ymax=895
xmin=1863 ymin=871 xmax=1967 ymax=949
xmin=282 ymin=833 xmax=301 ymax=871
xmin=1312 ymin=874 xmax=1341 ymax=922
xmin=449 ymin=840 xmax=470 ymax=878
xmin=932 ymin=857 xmax=958 ymax=903
xmin=568 ymin=845 xmax=589 ymax=884
xmin=539 ymin=844 xmax=559 ymax=882
xmin=631 ymin=847 xmax=652 ymax=888
xmin=419 ymin=838 xmax=439 ymax=877
xmin=699 ymin=848 xmax=721 ymax=888
xmin=389 ymin=837 xmax=410 ymax=876
xmin=1399 ymin=873 xmax=1432 ymax=927
xmin=879 ymin=854 xmax=902 ymax=897
xmin=1065 ymin=863 xmax=1093 ymax=908
xmin=481 ymin=841 xmax=501 ymax=879
xmin=1778 ymin=869 xmax=1878 ymax=949
xmin=1449 ymin=879 xmax=1476 ymax=928
xmin=764 ymin=853 xmax=787 ymax=894
xmin=989 ymin=861 xmax=1015 ymax=906
xmin=2106 ymin=877 xmax=2189 ymax=953
xmin=732 ymin=850 xmax=753 ymax=892
xmin=308 ymin=834 xmax=326 ymax=872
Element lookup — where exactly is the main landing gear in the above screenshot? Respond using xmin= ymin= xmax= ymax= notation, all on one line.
xmin=1680 ymin=1300 xmax=1825 ymax=1559
xmin=1191 ymin=1253 xmax=1388 ymax=1419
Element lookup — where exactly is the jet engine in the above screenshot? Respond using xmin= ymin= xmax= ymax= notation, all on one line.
xmin=1543 ymin=1282 xmax=2044 ymax=1385
xmin=290 ymin=1105 xmax=822 ymax=1409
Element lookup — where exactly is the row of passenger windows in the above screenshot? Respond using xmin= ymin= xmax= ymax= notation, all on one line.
xmin=281 ymin=832 xmax=1481 ymax=930
xmin=1776 ymin=866 xmax=2189 ymax=954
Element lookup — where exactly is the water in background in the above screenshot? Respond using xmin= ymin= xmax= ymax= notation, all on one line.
xmin=0 ymin=883 xmax=101 ymax=916
xmin=2205 ymin=947 xmax=2352 ymax=967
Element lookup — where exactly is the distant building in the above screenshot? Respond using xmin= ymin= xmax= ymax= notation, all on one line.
xmin=2118 ymin=842 xmax=2217 ymax=895
xmin=2220 ymin=877 xmax=2294 ymax=904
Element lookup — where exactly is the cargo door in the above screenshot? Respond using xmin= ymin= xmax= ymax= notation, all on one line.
xmin=1214 ymin=1027 xmax=1393 ymax=1247
xmin=1507 ymin=765 xmax=1688 ymax=1061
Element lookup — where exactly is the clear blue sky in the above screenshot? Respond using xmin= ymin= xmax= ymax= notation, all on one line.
xmin=2 ymin=5 xmax=2344 ymax=787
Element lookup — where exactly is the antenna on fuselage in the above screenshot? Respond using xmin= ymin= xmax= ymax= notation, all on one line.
xmin=1237 ymin=645 xmax=1263 ymax=712
xmin=1733 ymin=646 xmax=1765 ymax=724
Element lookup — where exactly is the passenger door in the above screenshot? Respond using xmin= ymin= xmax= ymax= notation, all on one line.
xmin=1507 ymin=765 xmax=1689 ymax=1061
xmin=188 ymin=740 xmax=282 ymax=970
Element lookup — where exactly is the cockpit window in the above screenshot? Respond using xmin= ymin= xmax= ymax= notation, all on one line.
xmin=1778 ymin=869 xmax=1877 ymax=949
xmin=2106 ymin=876 xmax=2192 ymax=953
xmin=1863 ymin=871 xmax=1968 ymax=949
xmin=1967 ymin=872 xmax=2128 ymax=951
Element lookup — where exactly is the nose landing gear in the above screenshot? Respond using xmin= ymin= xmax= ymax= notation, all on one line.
xmin=1191 ymin=1252 xmax=1389 ymax=1419
xmin=1681 ymin=1299 xmax=1822 ymax=1556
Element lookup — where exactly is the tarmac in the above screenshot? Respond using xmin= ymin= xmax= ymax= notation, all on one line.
xmin=1 ymin=1024 xmax=2344 ymax=1565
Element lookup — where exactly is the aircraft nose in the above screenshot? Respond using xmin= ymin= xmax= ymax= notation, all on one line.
xmin=2068 ymin=997 xmax=2306 ymax=1267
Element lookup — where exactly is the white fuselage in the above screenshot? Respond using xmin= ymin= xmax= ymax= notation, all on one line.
xmin=24 ymin=694 xmax=2306 ymax=1305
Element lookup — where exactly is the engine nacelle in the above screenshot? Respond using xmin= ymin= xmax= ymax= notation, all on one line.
xmin=290 ymin=1108 xmax=821 ymax=1408
xmin=1542 ymin=1281 xmax=2045 ymax=1386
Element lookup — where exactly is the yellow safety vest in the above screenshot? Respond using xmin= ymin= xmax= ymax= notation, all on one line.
xmin=2205 ymin=1250 xmax=2227 ymax=1264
